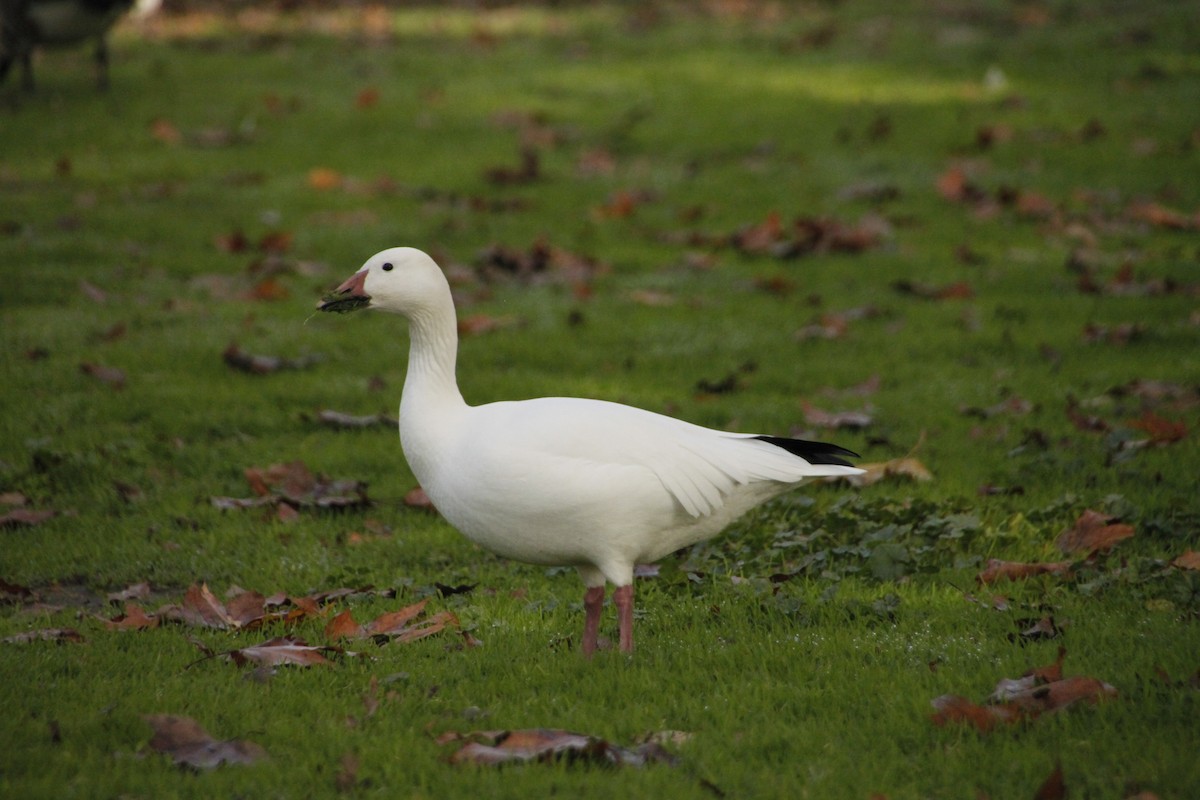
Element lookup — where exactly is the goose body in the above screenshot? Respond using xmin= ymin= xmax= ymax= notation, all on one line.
xmin=319 ymin=247 xmax=863 ymax=654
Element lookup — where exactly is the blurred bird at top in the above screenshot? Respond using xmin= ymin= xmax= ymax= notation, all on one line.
xmin=0 ymin=0 xmax=157 ymax=90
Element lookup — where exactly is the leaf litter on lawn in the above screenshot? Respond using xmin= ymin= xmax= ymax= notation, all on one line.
xmin=931 ymin=648 xmax=1117 ymax=734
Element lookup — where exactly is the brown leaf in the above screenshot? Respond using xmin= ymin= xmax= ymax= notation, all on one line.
xmin=365 ymin=599 xmax=429 ymax=636
xmin=1034 ymin=763 xmax=1066 ymax=800
xmin=80 ymin=362 xmax=127 ymax=390
xmin=315 ymin=409 xmax=397 ymax=429
xmin=149 ymin=118 xmax=183 ymax=145
xmin=930 ymin=694 xmax=1021 ymax=732
xmin=222 ymin=344 xmax=322 ymax=375
xmin=444 ymin=728 xmax=677 ymax=768
xmin=403 ymin=486 xmax=436 ymax=511
xmin=1003 ymin=676 xmax=1117 ymax=715
xmin=834 ymin=457 xmax=932 ymax=488
xmin=143 ymin=714 xmax=267 ymax=769
xmin=1172 ymin=551 xmax=1200 ymax=571
xmin=1126 ymin=412 xmax=1187 ymax=444
xmin=802 ymin=403 xmax=873 ymax=430
xmin=227 ymin=636 xmax=337 ymax=668
xmin=324 ymin=609 xmax=363 ymax=640
xmin=184 ymin=582 xmax=237 ymax=629
xmin=2 ymin=628 xmax=85 ymax=644
xmin=891 ymin=279 xmax=974 ymax=300
xmin=976 ymin=559 xmax=1072 ymax=585
xmin=225 ymin=589 xmax=267 ymax=628
xmin=355 ymin=87 xmax=380 ymax=109
xmin=0 ymin=508 xmax=56 ymax=528
xmin=391 ymin=610 xmax=459 ymax=644
xmin=1056 ymin=509 xmax=1134 ymax=555
xmin=484 ymin=147 xmax=540 ymax=185
xmin=457 ymin=314 xmax=520 ymax=337
xmin=308 ymin=167 xmax=344 ymax=191
xmin=104 ymin=602 xmax=159 ymax=631
xmin=1126 ymin=201 xmax=1197 ymax=231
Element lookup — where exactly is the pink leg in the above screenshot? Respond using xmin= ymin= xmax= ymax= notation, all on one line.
xmin=613 ymin=584 xmax=634 ymax=653
xmin=582 ymin=585 xmax=605 ymax=657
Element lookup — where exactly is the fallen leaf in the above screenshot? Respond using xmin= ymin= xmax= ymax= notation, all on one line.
xmin=976 ymin=559 xmax=1072 ymax=585
xmin=1126 ymin=412 xmax=1187 ymax=444
xmin=222 ymin=344 xmax=323 ymax=375
xmin=457 ymin=314 xmax=520 ymax=336
xmin=324 ymin=609 xmax=362 ymax=640
xmin=802 ymin=403 xmax=873 ymax=430
xmin=225 ymin=637 xmax=338 ymax=668
xmin=104 ymin=602 xmax=159 ymax=631
xmin=80 ymin=362 xmax=127 ymax=390
xmin=1126 ymin=201 xmax=1197 ymax=231
xmin=143 ymin=714 xmax=267 ymax=769
xmin=929 ymin=694 xmax=1020 ymax=732
xmin=1172 ymin=551 xmax=1200 ymax=571
xmin=181 ymin=583 xmax=236 ymax=629
xmin=314 ymin=409 xmax=397 ymax=429
xmin=365 ymin=600 xmax=429 ymax=637
xmin=2 ymin=628 xmax=85 ymax=644
xmin=834 ymin=457 xmax=932 ymax=488
xmin=149 ymin=118 xmax=183 ymax=145
xmin=403 ymin=486 xmax=436 ymax=511
xmin=443 ymin=728 xmax=678 ymax=768
xmin=0 ymin=508 xmax=56 ymax=528
xmin=355 ymin=87 xmax=380 ymax=109
xmin=1034 ymin=763 xmax=1066 ymax=800
xmin=891 ymin=280 xmax=975 ymax=300
xmin=308 ymin=167 xmax=344 ymax=191
xmin=484 ymin=147 xmax=540 ymax=185
xmin=1056 ymin=509 xmax=1134 ymax=555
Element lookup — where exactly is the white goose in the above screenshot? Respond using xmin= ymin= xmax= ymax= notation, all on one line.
xmin=318 ymin=247 xmax=863 ymax=655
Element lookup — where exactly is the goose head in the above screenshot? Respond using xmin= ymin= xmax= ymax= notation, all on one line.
xmin=317 ymin=247 xmax=449 ymax=318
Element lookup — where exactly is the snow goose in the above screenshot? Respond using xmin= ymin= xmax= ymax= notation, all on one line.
xmin=318 ymin=247 xmax=863 ymax=655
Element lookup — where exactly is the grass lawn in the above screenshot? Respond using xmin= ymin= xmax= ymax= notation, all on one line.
xmin=2 ymin=1 xmax=1198 ymax=797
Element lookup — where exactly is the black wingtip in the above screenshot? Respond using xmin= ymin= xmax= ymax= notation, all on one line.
xmin=754 ymin=435 xmax=861 ymax=467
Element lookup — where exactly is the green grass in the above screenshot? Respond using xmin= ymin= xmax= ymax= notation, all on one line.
xmin=2 ymin=1 xmax=1199 ymax=797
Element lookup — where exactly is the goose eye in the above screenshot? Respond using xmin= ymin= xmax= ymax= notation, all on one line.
xmin=382 ymin=263 xmax=394 ymax=272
